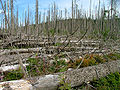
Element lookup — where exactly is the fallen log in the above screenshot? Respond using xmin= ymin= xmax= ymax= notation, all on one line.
xmin=0 ymin=80 xmax=33 ymax=90
xmin=30 ymin=59 xmax=120 ymax=89
xmin=0 ymin=48 xmax=42 ymax=56
xmin=0 ymin=60 xmax=119 ymax=90
xmin=0 ymin=64 xmax=29 ymax=72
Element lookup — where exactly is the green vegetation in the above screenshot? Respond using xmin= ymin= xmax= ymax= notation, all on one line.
xmin=50 ymin=29 xmax=55 ymax=36
xmin=2 ymin=52 xmax=120 ymax=81
xmin=104 ymin=53 xmax=120 ymax=61
xmin=25 ymin=52 xmax=120 ymax=77
xmin=3 ymin=69 xmax=24 ymax=81
xmin=26 ymin=57 xmax=68 ymax=76
xmin=54 ymin=42 xmax=62 ymax=46
xmin=26 ymin=52 xmax=120 ymax=76
xmin=91 ymin=72 xmax=120 ymax=90
xmin=58 ymin=75 xmax=72 ymax=90
xmin=76 ymin=72 xmax=120 ymax=90
xmin=68 ymin=52 xmax=120 ymax=69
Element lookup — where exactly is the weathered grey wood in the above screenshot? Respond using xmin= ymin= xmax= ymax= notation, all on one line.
xmin=30 ymin=60 xmax=120 ymax=89
xmin=0 ymin=58 xmax=120 ymax=90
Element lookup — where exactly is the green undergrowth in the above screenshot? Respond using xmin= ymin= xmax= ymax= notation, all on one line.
xmin=68 ymin=52 xmax=120 ymax=69
xmin=54 ymin=42 xmax=62 ymax=46
xmin=3 ymin=69 xmax=24 ymax=81
xmin=26 ymin=52 xmax=120 ymax=77
xmin=1 ymin=52 xmax=120 ymax=81
xmin=74 ymin=72 xmax=120 ymax=90
xmin=90 ymin=72 xmax=120 ymax=90
xmin=58 ymin=75 xmax=72 ymax=90
xmin=26 ymin=58 xmax=68 ymax=76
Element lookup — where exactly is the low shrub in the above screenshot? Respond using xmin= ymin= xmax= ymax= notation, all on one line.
xmin=91 ymin=72 xmax=120 ymax=90
xmin=3 ymin=70 xmax=24 ymax=81
xmin=26 ymin=57 xmax=68 ymax=76
xmin=58 ymin=75 xmax=72 ymax=90
xmin=72 ymin=53 xmax=120 ymax=69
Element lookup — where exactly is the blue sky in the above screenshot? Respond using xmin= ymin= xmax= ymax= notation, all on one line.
xmin=0 ymin=0 xmax=119 ymax=26
xmin=0 ymin=0 xmax=107 ymax=16
xmin=14 ymin=0 xmax=104 ymax=14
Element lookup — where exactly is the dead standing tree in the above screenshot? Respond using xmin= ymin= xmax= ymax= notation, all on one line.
xmin=10 ymin=0 xmax=14 ymax=35
xmin=35 ymin=0 xmax=39 ymax=36
xmin=7 ymin=0 xmax=10 ymax=32
xmin=0 ymin=0 xmax=29 ymax=78
xmin=0 ymin=0 xmax=119 ymax=86
xmin=4 ymin=1 xmax=7 ymax=32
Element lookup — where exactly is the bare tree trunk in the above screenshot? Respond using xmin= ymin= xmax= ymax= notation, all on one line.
xmin=71 ymin=0 xmax=74 ymax=34
xmin=98 ymin=0 xmax=100 ymax=19
xmin=43 ymin=12 xmax=46 ymax=35
xmin=110 ymin=0 xmax=113 ymax=38
xmin=53 ymin=2 xmax=56 ymax=33
xmin=25 ymin=11 xmax=27 ymax=34
xmin=16 ymin=8 xmax=18 ymax=35
xmin=89 ymin=0 xmax=92 ymax=18
xmin=3 ymin=19 xmax=5 ymax=33
xmin=27 ymin=5 xmax=30 ymax=35
xmin=1 ymin=18 xmax=2 ymax=32
xmin=65 ymin=8 xmax=67 ymax=32
xmin=10 ymin=0 xmax=14 ymax=35
xmin=4 ymin=1 xmax=7 ymax=32
xmin=39 ymin=12 xmax=41 ymax=35
xmin=35 ymin=0 xmax=39 ymax=36
xmin=7 ymin=0 xmax=10 ymax=32
xmin=0 ymin=0 xmax=9 ymax=32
